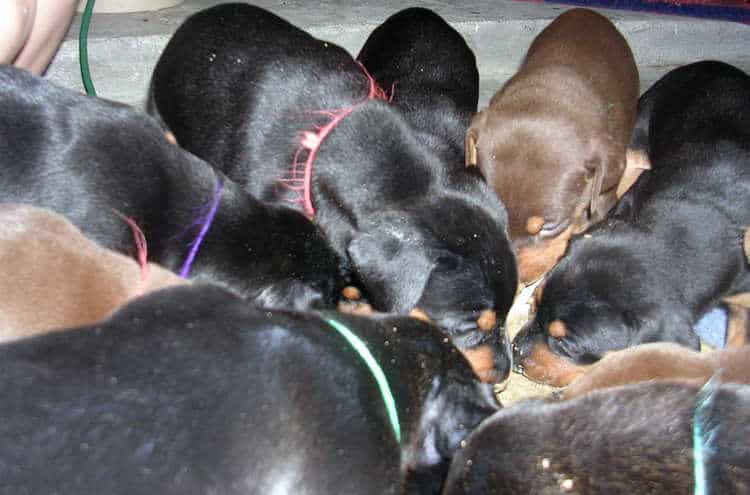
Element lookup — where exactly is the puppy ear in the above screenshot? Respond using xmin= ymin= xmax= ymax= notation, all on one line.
xmin=584 ymin=139 xmax=627 ymax=223
xmin=465 ymin=110 xmax=487 ymax=167
xmin=403 ymin=374 xmax=499 ymax=490
xmin=347 ymin=224 xmax=435 ymax=313
xmin=616 ymin=148 xmax=652 ymax=199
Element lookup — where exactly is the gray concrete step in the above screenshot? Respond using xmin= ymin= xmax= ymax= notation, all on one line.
xmin=47 ymin=0 xmax=750 ymax=108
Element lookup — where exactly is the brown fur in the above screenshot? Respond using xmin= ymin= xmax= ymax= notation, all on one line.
xmin=0 ymin=205 xmax=186 ymax=342
xmin=562 ymin=343 xmax=750 ymax=400
xmin=726 ymin=303 xmax=750 ymax=347
xmin=617 ymin=149 xmax=651 ymax=198
xmin=521 ymin=341 xmax=588 ymax=387
xmin=466 ymin=8 xmax=639 ymax=284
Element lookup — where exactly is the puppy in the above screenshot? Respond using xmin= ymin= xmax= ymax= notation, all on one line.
xmin=0 ymin=284 xmax=499 ymax=494
xmin=0 ymin=65 xmax=343 ymax=311
xmin=561 ymin=342 xmax=750 ymax=400
xmin=513 ymin=61 xmax=750 ymax=387
xmin=466 ymin=8 xmax=639 ymax=284
xmin=0 ymin=204 xmax=186 ymax=341
xmin=443 ymin=381 xmax=750 ymax=494
xmin=148 ymin=4 xmax=517 ymax=382
xmin=357 ymin=7 xmax=479 ymax=167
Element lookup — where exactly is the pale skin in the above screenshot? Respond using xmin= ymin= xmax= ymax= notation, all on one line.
xmin=0 ymin=0 xmax=78 ymax=75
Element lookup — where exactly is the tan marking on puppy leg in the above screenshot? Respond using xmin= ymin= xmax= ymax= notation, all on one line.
xmin=526 ymin=216 xmax=545 ymax=235
xmin=337 ymin=300 xmax=374 ymax=317
xmin=520 ymin=342 xmax=587 ymax=387
xmin=409 ymin=308 xmax=431 ymax=323
xmin=547 ymin=320 xmax=567 ymax=338
xmin=726 ymin=303 xmax=749 ymax=348
xmin=616 ymin=148 xmax=651 ymax=198
xmin=477 ymin=309 xmax=497 ymax=331
xmin=164 ymin=131 xmax=177 ymax=145
xmin=462 ymin=344 xmax=496 ymax=383
xmin=341 ymin=286 xmax=361 ymax=301
xmin=723 ymin=293 xmax=750 ymax=308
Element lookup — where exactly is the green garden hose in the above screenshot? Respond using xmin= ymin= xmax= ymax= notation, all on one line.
xmin=79 ymin=0 xmax=97 ymax=96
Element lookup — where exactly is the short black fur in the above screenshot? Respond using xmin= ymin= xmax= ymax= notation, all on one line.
xmin=0 ymin=285 xmax=499 ymax=494
xmin=0 ymin=65 xmax=343 ymax=310
xmin=148 ymin=4 xmax=517 ymax=381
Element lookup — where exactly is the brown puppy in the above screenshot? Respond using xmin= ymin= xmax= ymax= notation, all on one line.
xmin=0 ymin=204 xmax=186 ymax=341
xmin=562 ymin=343 xmax=750 ymax=400
xmin=466 ymin=8 xmax=639 ymax=284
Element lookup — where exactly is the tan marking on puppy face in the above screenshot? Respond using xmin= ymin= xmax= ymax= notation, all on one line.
xmin=547 ymin=319 xmax=567 ymax=338
xmin=477 ymin=309 xmax=497 ymax=332
xmin=516 ymin=226 xmax=574 ymax=284
xmin=616 ymin=148 xmax=651 ymax=198
xmin=341 ymin=286 xmax=361 ymax=301
xmin=520 ymin=342 xmax=588 ymax=387
xmin=462 ymin=344 xmax=496 ymax=383
xmin=526 ymin=216 xmax=545 ymax=235
xmin=164 ymin=131 xmax=178 ymax=145
xmin=409 ymin=308 xmax=431 ymax=323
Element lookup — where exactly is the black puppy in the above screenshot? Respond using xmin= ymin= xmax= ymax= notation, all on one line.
xmin=442 ymin=381 xmax=750 ymax=494
xmin=513 ymin=61 xmax=750 ymax=386
xmin=148 ymin=4 xmax=517 ymax=382
xmin=0 ymin=284 xmax=499 ymax=494
xmin=357 ymin=7 xmax=479 ymax=167
xmin=0 ymin=65 xmax=342 ymax=310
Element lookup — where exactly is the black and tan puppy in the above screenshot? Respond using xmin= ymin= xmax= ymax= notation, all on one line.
xmin=148 ymin=4 xmax=517 ymax=382
xmin=513 ymin=61 xmax=750 ymax=387
xmin=357 ymin=7 xmax=479 ymax=167
xmin=0 ymin=204 xmax=186 ymax=341
xmin=443 ymin=381 xmax=750 ymax=494
xmin=465 ymin=8 xmax=639 ymax=284
xmin=0 ymin=284 xmax=499 ymax=494
xmin=0 ymin=65 xmax=342 ymax=311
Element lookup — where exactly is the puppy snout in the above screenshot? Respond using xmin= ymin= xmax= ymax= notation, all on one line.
xmin=460 ymin=326 xmax=511 ymax=384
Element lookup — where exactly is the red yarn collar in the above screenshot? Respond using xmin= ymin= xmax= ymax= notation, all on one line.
xmin=278 ymin=61 xmax=392 ymax=218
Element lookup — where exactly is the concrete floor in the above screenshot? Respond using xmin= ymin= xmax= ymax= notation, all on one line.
xmin=48 ymin=0 xmax=750 ymax=108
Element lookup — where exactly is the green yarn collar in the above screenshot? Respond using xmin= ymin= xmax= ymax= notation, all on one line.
xmin=325 ymin=318 xmax=401 ymax=442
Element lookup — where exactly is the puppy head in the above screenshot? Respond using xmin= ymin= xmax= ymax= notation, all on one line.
xmin=513 ymin=240 xmax=699 ymax=386
xmin=403 ymin=364 xmax=500 ymax=492
xmin=467 ymin=111 xmax=625 ymax=284
xmin=347 ymin=199 xmax=517 ymax=383
xmin=196 ymin=200 xmax=344 ymax=312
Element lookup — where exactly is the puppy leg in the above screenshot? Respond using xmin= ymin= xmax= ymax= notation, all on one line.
xmin=725 ymin=303 xmax=749 ymax=348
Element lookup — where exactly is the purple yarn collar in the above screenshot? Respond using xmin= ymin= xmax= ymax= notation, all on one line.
xmin=179 ymin=180 xmax=224 ymax=278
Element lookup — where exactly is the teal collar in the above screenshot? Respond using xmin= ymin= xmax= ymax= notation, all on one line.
xmin=325 ymin=318 xmax=401 ymax=442
xmin=692 ymin=375 xmax=720 ymax=495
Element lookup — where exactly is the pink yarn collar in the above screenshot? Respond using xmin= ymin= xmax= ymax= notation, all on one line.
xmin=279 ymin=62 xmax=393 ymax=218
